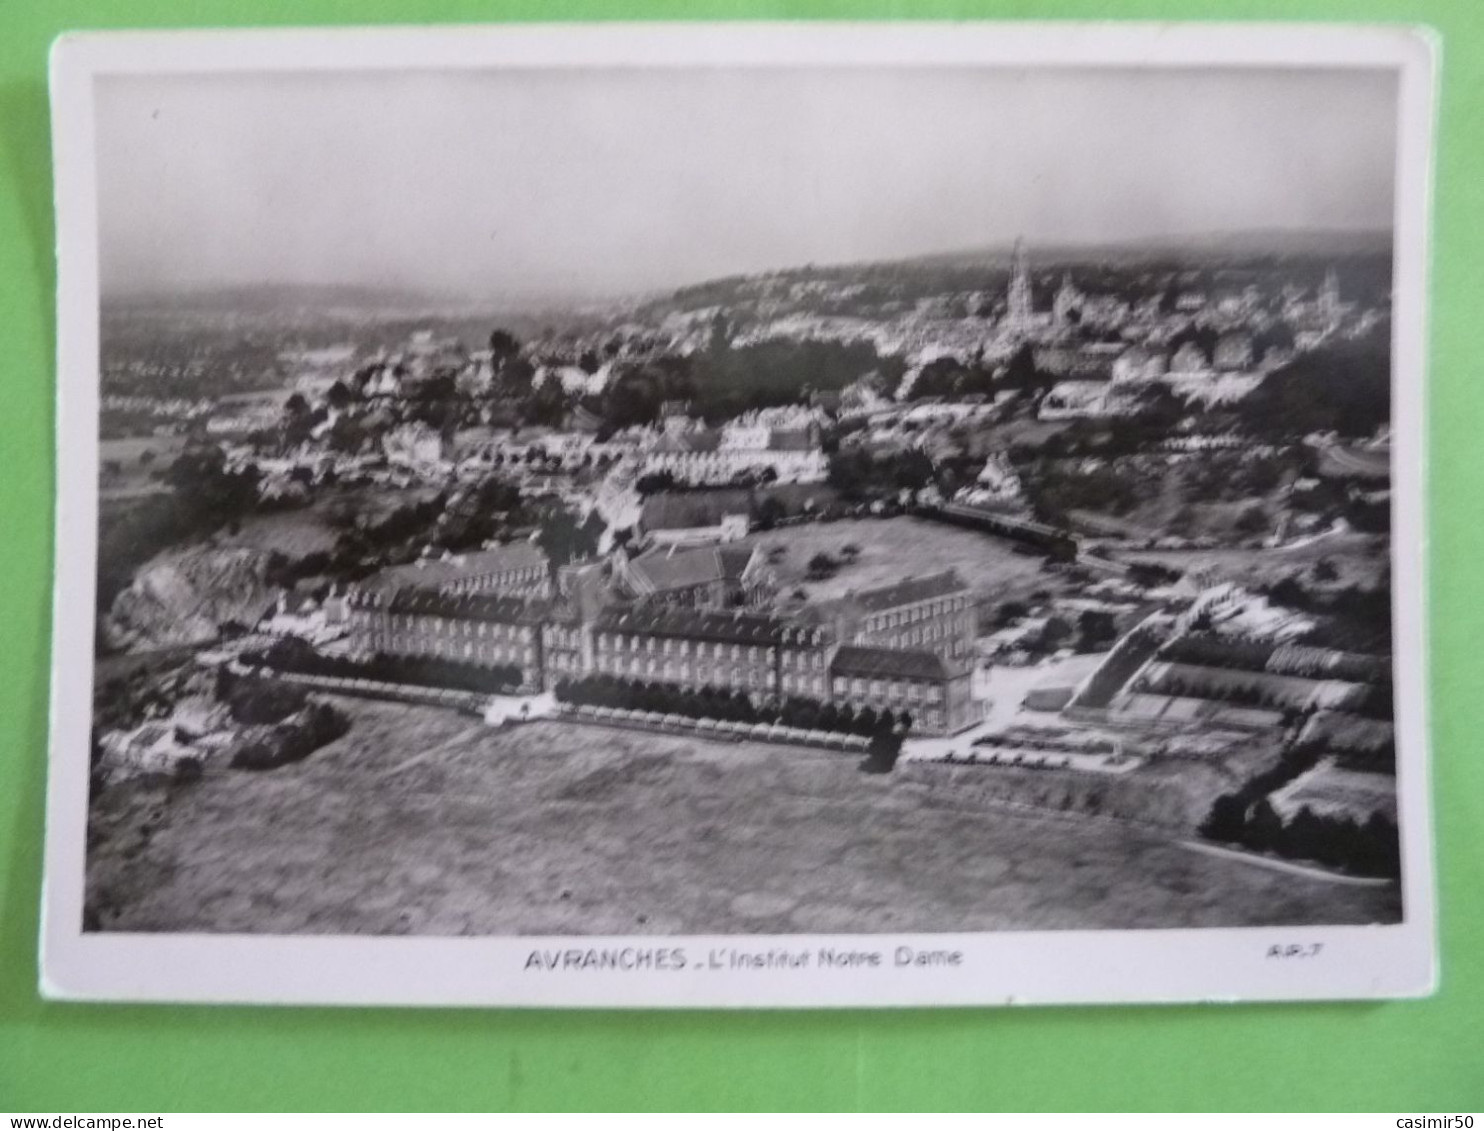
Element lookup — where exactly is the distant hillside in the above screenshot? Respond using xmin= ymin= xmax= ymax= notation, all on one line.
xmin=631 ymin=228 xmax=1395 ymax=332
xmin=103 ymin=283 xmax=466 ymax=318
xmin=901 ymin=228 xmax=1394 ymax=270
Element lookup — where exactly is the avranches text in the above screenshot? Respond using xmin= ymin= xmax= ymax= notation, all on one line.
xmin=523 ymin=946 xmax=962 ymax=972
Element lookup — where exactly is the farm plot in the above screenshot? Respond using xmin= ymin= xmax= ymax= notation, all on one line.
xmin=1271 ymin=762 xmax=1398 ymax=824
xmin=1299 ymin=710 xmax=1395 ymax=755
xmin=1137 ymin=661 xmax=1369 ymax=713
xmin=1107 ymin=693 xmax=1284 ymax=733
xmin=1266 ymin=643 xmax=1390 ymax=683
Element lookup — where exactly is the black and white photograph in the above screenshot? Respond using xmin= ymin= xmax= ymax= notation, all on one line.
xmin=44 ymin=24 xmax=1436 ymax=1007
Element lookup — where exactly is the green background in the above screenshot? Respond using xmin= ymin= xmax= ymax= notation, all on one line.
xmin=2 ymin=0 xmax=1480 ymax=1113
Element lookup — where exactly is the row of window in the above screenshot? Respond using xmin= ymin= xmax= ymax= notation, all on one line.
xmin=595 ymin=656 xmax=769 ymax=688
xmin=779 ymin=673 xmax=827 ymax=696
xmin=586 ymin=653 xmax=948 ymax=705
xmin=645 ymin=452 xmax=824 ymax=468
xmin=780 ymin=650 xmax=826 ymax=671
xmin=367 ymin=622 xmax=952 ymax=705
xmin=863 ymin=596 xmax=969 ymax=634
xmin=379 ymin=614 xmax=535 ymax=641
xmin=447 ymin=567 xmax=547 ymax=594
xmin=376 ymin=634 xmax=537 ymax=667
xmin=364 ymin=631 xmax=959 ymax=729
xmin=833 ymin=677 xmax=944 ymax=703
xmin=598 ymin=634 xmax=777 ymax=664
xmin=875 ymin=621 xmax=960 ymax=648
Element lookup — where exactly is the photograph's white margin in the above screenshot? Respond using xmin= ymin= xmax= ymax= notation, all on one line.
xmin=42 ymin=21 xmax=1439 ymax=1009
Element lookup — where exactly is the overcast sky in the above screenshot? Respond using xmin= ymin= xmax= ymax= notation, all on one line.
xmin=96 ymin=65 xmax=1398 ymax=301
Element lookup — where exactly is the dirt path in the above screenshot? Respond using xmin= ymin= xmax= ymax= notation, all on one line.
xmin=1177 ymin=838 xmax=1392 ymax=886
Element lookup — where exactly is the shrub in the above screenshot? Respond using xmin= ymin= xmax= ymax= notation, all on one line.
xmin=225 ymin=678 xmax=309 ymax=726
xmin=231 ymin=702 xmax=350 ymax=772
xmin=861 ymin=730 xmax=904 ymax=774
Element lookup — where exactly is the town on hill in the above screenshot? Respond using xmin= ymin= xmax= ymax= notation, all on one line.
xmin=87 ymin=235 xmax=1402 ymax=936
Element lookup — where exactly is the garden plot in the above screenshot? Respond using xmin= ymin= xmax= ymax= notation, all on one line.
xmin=1138 ymin=661 xmax=1369 ymax=713
xmin=1271 ymin=761 xmax=1398 ymax=824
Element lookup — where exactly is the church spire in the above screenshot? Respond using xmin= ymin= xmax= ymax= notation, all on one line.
xmin=1007 ymin=237 xmax=1034 ymax=331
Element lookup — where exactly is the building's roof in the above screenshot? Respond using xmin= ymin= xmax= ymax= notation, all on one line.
xmin=807 ymin=570 xmax=970 ymax=624
xmin=640 ymin=490 xmax=755 ymax=531
xmin=277 ymin=592 xmax=319 ymax=615
xmin=831 ymin=644 xmax=950 ymax=682
xmin=625 ymin=544 xmax=757 ymax=594
xmin=1027 ymin=652 xmax=1107 ymax=693
xmin=626 ymin=547 xmax=722 ymax=592
xmin=550 ymin=563 xmax=617 ymax=624
xmin=566 ymin=405 xmax=602 ymax=433
xmin=766 ymin=429 xmax=819 ymax=453
xmin=381 ymin=586 xmax=549 ymax=625
xmin=854 ymin=570 xmax=968 ymax=612
xmin=358 ymin=542 xmax=549 ymax=595
xmin=718 ymin=545 xmax=759 ymax=579
xmin=594 ymin=604 xmax=824 ymax=648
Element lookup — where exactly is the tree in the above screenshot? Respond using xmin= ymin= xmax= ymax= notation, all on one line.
xmin=1127 ymin=562 xmax=1181 ymax=590
xmin=1200 ymin=793 xmax=1247 ymax=843
xmin=862 ymin=729 xmax=903 ymax=775
xmin=326 ymin=380 xmax=354 ymax=410
xmin=1268 ymin=575 xmax=1311 ymax=610
xmin=1234 ymin=504 xmax=1270 ymax=536
xmin=488 ymin=329 xmax=521 ymax=363
xmin=164 ymin=446 xmax=262 ymax=531
xmin=522 ymin=375 xmax=569 ymax=428
xmin=995 ymin=600 xmax=1030 ymax=627
xmin=1076 ymin=610 xmax=1118 ymax=652
xmin=535 ymin=507 xmax=604 ymax=567
xmin=1040 ymin=616 xmax=1073 ymax=652
xmin=1242 ymin=799 xmax=1285 ymax=854
xmin=1238 ymin=332 xmax=1391 ymax=440
xmin=327 ymin=413 xmax=368 ymax=455
xmin=1312 ymin=558 xmax=1339 ymax=583
xmin=635 ymin=471 xmax=679 ymax=496
xmin=755 ymin=497 xmax=787 ymax=531
xmin=1001 ymin=343 xmax=1045 ymax=393
xmin=806 ymin=553 xmax=839 ymax=580
xmin=1281 ymin=806 xmax=1325 ymax=862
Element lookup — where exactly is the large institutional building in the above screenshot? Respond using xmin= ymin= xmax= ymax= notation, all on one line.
xmin=343 ymin=545 xmax=981 ymax=735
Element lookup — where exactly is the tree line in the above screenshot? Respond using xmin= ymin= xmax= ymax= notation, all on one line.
xmin=1200 ymin=795 xmax=1400 ymax=879
xmin=250 ymin=637 xmax=523 ymax=695
xmin=1198 ymin=741 xmax=1400 ymax=878
xmin=553 ymin=674 xmax=908 ymax=773
xmin=554 ymin=673 xmax=909 ymax=735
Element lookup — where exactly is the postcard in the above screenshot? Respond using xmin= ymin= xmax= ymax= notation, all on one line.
xmin=44 ymin=22 xmax=1436 ymax=1006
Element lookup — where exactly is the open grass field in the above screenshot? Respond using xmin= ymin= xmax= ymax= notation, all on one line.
xmin=85 ymin=698 xmax=1400 ymax=936
xmin=746 ymin=515 xmax=1054 ymax=606
xmin=98 ymin=435 xmax=187 ymax=501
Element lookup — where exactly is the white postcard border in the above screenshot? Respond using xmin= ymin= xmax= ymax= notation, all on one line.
xmin=43 ymin=21 xmax=1438 ymax=1008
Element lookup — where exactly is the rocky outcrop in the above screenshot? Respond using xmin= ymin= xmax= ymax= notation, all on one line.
xmin=105 ymin=545 xmax=279 ymax=652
